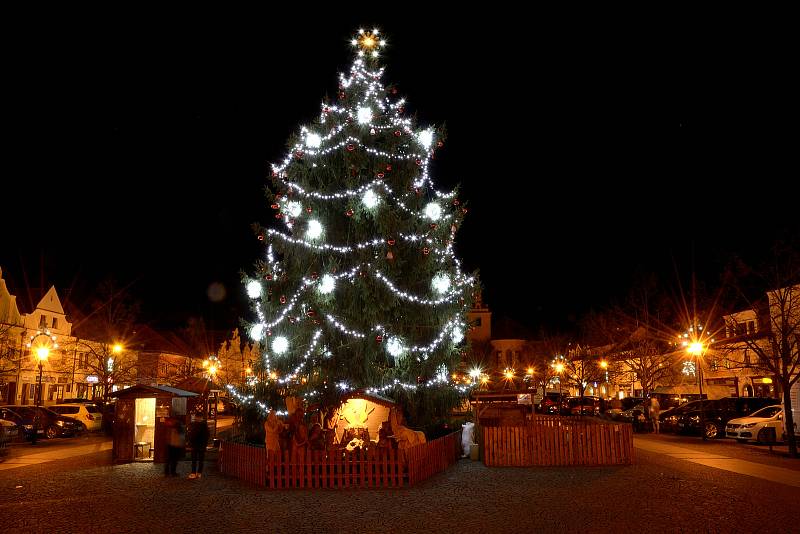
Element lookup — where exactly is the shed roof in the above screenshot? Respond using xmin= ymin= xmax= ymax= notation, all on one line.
xmin=110 ymin=384 xmax=199 ymax=399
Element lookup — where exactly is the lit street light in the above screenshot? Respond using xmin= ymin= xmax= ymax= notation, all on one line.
xmin=26 ymin=330 xmax=58 ymax=445
xmin=687 ymin=340 xmax=708 ymax=440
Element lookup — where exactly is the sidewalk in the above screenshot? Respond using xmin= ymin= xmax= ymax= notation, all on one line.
xmin=634 ymin=436 xmax=800 ymax=488
xmin=0 ymin=437 xmax=111 ymax=471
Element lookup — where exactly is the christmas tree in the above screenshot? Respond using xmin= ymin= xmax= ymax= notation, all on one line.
xmin=233 ymin=28 xmax=476 ymax=430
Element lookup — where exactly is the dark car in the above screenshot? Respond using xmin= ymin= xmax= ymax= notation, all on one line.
xmin=0 ymin=406 xmax=83 ymax=439
xmin=659 ymin=400 xmax=707 ymax=433
xmin=676 ymin=397 xmax=780 ymax=439
xmin=566 ymin=396 xmax=602 ymax=416
xmin=539 ymin=392 xmax=567 ymax=415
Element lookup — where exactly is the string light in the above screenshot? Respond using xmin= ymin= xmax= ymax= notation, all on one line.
xmin=306 ymin=219 xmax=323 ymax=239
xmin=424 ymin=202 xmax=442 ymax=221
xmin=246 ymin=280 xmax=261 ymax=299
xmin=362 ymin=189 xmax=380 ymax=209
xmin=318 ymin=274 xmax=336 ymax=295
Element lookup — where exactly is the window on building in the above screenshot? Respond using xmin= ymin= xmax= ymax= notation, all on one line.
xmin=743 ymin=349 xmax=751 ymax=366
xmin=39 ymin=315 xmax=47 ymax=329
xmin=52 ymin=317 xmax=58 ymax=329
xmin=747 ymin=321 xmax=755 ymax=334
xmin=79 ymin=353 xmax=88 ymax=368
xmin=710 ymin=358 xmax=718 ymax=371
xmin=474 ymin=318 xmax=482 ymax=327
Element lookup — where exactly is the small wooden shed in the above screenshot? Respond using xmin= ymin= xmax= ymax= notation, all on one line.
xmin=110 ymin=384 xmax=198 ymax=463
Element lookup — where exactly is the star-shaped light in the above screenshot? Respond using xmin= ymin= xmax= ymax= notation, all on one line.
xmin=351 ymin=28 xmax=386 ymax=58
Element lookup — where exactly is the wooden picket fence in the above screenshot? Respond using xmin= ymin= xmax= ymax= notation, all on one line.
xmin=482 ymin=416 xmax=634 ymax=467
xmin=219 ymin=429 xmax=461 ymax=489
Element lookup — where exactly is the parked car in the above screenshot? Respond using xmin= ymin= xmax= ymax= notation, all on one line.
xmin=0 ymin=406 xmax=83 ymax=439
xmin=49 ymin=403 xmax=103 ymax=431
xmin=539 ymin=392 xmax=567 ymax=415
xmin=725 ymin=405 xmax=785 ymax=443
xmin=677 ymin=397 xmax=780 ymax=439
xmin=660 ymin=400 xmax=706 ymax=433
xmin=605 ymin=397 xmax=642 ymax=420
xmin=566 ymin=396 xmax=602 ymax=416
xmin=57 ymin=398 xmax=98 ymax=404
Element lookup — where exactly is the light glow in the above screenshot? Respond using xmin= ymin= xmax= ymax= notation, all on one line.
xmin=357 ymin=106 xmax=373 ymax=124
xmin=418 ymin=129 xmax=434 ymax=149
xmin=272 ymin=336 xmax=289 ymax=355
xmin=424 ymin=202 xmax=442 ymax=221
xmin=318 ymin=274 xmax=336 ymax=295
xmin=305 ymin=132 xmax=321 ymax=148
xmin=246 ymin=280 xmax=262 ymax=299
xmin=286 ymin=201 xmax=303 ymax=218
xmin=362 ymin=189 xmax=379 ymax=209
xmin=432 ymin=273 xmax=451 ymax=294
xmin=306 ymin=219 xmax=323 ymax=239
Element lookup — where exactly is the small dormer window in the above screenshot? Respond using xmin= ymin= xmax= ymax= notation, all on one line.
xmin=52 ymin=317 xmax=58 ymax=329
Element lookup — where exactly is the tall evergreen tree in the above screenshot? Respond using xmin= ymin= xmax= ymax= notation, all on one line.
xmin=233 ymin=29 xmax=476 ymax=428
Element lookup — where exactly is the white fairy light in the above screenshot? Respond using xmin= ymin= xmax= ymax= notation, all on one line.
xmin=305 ymin=132 xmax=321 ymax=148
xmin=249 ymin=324 xmax=265 ymax=342
xmin=362 ymin=189 xmax=379 ymax=209
xmin=357 ymin=106 xmax=373 ymax=124
xmin=306 ymin=219 xmax=323 ymax=239
xmin=246 ymin=280 xmax=261 ymax=299
xmin=424 ymin=202 xmax=442 ymax=221
xmin=286 ymin=201 xmax=303 ymax=218
xmin=431 ymin=273 xmax=451 ymax=295
xmin=418 ymin=129 xmax=434 ymax=149
xmin=387 ymin=337 xmax=404 ymax=359
xmin=272 ymin=336 xmax=289 ymax=355
xmin=451 ymin=327 xmax=464 ymax=344
xmin=318 ymin=274 xmax=336 ymax=295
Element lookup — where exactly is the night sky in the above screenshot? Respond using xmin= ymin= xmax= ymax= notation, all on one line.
xmin=1 ymin=13 xmax=796 ymax=338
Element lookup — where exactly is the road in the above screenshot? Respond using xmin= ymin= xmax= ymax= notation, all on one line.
xmin=0 ymin=432 xmax=797 ymax=533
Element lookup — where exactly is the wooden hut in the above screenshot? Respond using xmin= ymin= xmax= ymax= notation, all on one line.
xmin=330 ymin=391 xmax=395 ymax=447
xmin=110 ymin=385 xmax=198 ymax=463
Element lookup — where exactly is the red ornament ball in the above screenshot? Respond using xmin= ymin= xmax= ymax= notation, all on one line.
xmin=394 ymin=131 xmax=401 ymax=137
xmin=387 ymin=238 xmax=395 ymax=246
xmin=376 ymin=172 xmax=384 ymax=179
xmin=346 ymin=144 xmax=355 ymax=151
xmin=453 ymin=199 xmax=460 ymax=206
xmin=423 ymin=247 xmax=430 ymax=255
xmin=311 ymin=272 xmax=319 ymax=280
xmin=376 ymin=335 xmax=383 ymax=343
xmin=415 ymin=159 xmax=422 ymax=166
xmin=257 ymin=234 xmax=265 ymax=241
xmin=271 ymin=171 xmax=278 ymax=178
xmin=385 ymin=164 xmax=392 ymax=171
xmin=346 ymin=209 xmax=354 ymax=217
xmin=307 ymin=310 xmax=316 ymax=317
xmin=306 ymin=206 xmax=313 ymax=213
xmin=265 ymin=273 xmax=273 ymax=280
xmin=275 ymin=213 xmax=283 ymax=219
xmin=279 ymin=295 xmax=287 ymax=304
xmin=271 ymin=203 xmax=279 ymax=210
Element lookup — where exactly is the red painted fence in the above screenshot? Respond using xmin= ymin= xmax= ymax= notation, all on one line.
xmin=219 ymin=429 xmax=462 ymax=489
xmin=482 ymin=416 xmax=634 ymax=467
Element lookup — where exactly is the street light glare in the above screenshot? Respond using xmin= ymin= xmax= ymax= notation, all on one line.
xmin=36 ymin=347 xmax=50 ymax=360
xmin=687 ymin=341 xmax=704 ymax=356
xmin=555 ymin=362 xmax=565 ymax=373
xmin=113 ymin=344 xmax=123 ymax=354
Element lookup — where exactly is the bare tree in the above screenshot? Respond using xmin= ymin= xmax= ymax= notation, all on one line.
xmin=720 ymin=242 xmax=800 ymax=457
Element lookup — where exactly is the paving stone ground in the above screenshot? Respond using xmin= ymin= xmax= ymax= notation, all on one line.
xmin=1 ymin=436 xmax=799 ymax=534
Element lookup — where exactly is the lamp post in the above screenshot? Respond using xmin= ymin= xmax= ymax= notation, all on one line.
xmin=26 ymin=330 xmax=57 ymax=445
xmin=554 ymin=362 xmax=565 ymax=415
xmin=202 ymin=355 xmax=221 ymax=444
xmin=687 ymin=341 xmax=707 ymax=440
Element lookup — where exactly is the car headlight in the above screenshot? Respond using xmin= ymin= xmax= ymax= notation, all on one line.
xmin=742 ymin=423 xmax=757 ymax=428
xmin=24 ymin=424 xmax=33 ymax=430
xmin=56 ymin=420 xmax=64 ymax=426
xmin=690 ymin=415 xmax=700 ymax=423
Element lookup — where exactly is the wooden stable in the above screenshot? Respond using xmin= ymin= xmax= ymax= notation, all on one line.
xmin=219 ymin=429 xmax=461 ymax=489
xmin=482 ymin=415 xmax=634 ymax=467
xmin=110 ymin=385 xmax=198 ymax=463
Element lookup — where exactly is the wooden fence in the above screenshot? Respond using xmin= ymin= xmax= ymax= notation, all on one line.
xmin=219 ymin=429 xmax=461 ymax=489
xmin=482 ymin=416 xmax=634 ymax=467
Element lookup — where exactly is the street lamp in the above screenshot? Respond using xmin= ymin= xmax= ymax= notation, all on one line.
xmin=202 ymin=355 xmax=221 ymax=443
xmin=687 ymin=341 xmax=707 ymax=440
xmin=26 ymin=330 xmax=58 ymax=445
xmin=554 ymin=362 xmax=565 ymax=415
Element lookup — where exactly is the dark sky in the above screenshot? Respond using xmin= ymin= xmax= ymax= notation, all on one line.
xmin=1 ymin=12 xmax=796 ymax=336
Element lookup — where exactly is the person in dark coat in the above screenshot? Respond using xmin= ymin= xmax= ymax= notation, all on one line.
xmin=164 ymin=417 xmax=184 ymax=476
xmin=187 ymin=413 xmax=210 ymax=479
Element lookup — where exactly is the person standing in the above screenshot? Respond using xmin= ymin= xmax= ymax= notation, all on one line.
xmin=187 ymin=413 xmax=210 ymax=479
xmin=164 ymin=417 xmax=184 ymax=477
xmin=649 ymin=396 xmax=661 ymax=434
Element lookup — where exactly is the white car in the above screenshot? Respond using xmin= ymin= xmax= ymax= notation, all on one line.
xmin=725 ymin=405 xmax=783 ymax=443
xmin=50 ymin=403 xmax=103 ymax=432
